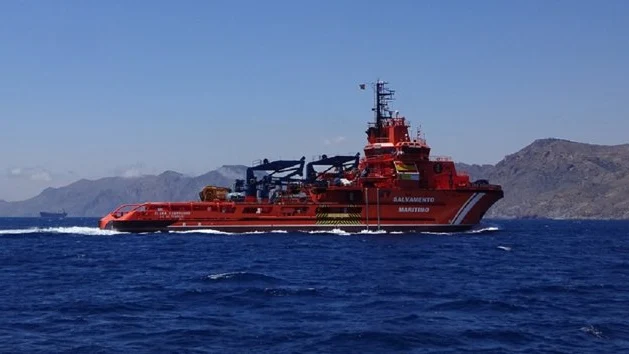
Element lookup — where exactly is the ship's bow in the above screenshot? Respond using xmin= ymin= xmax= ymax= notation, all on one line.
xmin=459 ymin=188 xmax=503 ymax=225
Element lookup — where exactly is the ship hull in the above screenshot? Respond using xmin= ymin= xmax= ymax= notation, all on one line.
xmin=102 ymin=220 xmax=476 ymax=233
xmin=99 ymin=188 xmax=503 ymax=234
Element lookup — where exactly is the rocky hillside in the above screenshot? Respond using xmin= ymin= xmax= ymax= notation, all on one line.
xmin=456 ymin=139 xmax=629 ymax=219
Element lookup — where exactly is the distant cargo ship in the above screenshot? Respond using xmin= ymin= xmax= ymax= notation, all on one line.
xmin=40 ymin=210 xmax=68 ymax=218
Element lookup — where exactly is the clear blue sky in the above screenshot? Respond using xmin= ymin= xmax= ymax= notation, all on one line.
xmin=1 ymin=0 xmax=627 ymax=201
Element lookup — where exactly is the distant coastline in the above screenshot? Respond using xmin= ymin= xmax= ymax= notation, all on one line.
xmin=0 ymin=139 xmax=628 ymax=219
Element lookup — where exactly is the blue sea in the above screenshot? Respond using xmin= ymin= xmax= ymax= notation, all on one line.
xmin=0 ymin=218 xmax=628 ymax=353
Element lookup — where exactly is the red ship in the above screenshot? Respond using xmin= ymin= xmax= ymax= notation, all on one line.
xmin=99 ymin=81 xmax=503 ymax=233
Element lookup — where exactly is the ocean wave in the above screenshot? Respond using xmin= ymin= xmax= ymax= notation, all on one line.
xmin=508 ymin=283 xmax=618 ymax=296
xmin=420 ymin=226 xmax=502 ymax=236
xmin=254 ymin=287 xmax=321 ymax=297
xmin=428 ymin=298 xmax=526 ymax=312
xmin=204 ymin=271 xmax=283 ymax=283
xmin=310 ymin=330 xmax=463 ymax=351
xmin=0 ymin=226 xmax=121 ymax=236
xmin=1 ymin=218 xmax=625 ymax=353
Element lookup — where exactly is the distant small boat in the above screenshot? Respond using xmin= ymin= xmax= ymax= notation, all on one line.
xmin=40 ymin=210 xmax=68 ymax=218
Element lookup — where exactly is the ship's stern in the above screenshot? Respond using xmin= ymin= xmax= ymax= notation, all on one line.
xmin=98 ymin=207 xmax=177 ymax=233
xmin=99 ymin=213 xmax=116 ymax=230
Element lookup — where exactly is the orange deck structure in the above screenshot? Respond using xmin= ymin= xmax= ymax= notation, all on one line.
xmin=99 ymin=81 xmax=503 ymax=233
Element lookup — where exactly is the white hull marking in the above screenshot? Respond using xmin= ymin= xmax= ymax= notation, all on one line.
xmin=452 ymin=193 xmax=485 ymax=225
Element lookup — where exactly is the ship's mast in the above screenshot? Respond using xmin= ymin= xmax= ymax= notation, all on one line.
xmin=374 ymin=80 xmax=395 ymax=133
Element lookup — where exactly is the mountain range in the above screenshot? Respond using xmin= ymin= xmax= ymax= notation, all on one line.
xmin=0 ymin=166 xmax=247 ymax=218
xmin=2 ymin=139 xmax=628 ymax=219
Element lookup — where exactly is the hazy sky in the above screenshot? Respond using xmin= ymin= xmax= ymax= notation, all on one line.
xmin=1 ymin=0 xmax=627 ymax=201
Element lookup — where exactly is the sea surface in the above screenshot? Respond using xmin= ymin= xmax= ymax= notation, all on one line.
xmin=0 ymin=218 xmax=628 ymax=353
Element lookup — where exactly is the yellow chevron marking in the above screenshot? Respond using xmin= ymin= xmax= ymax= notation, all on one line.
xmin=315 ymin=207 xmax=364 ymax=225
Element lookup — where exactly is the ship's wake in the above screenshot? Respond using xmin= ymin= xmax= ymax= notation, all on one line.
xmin=0 ymin=226 xmax=121 ymax=236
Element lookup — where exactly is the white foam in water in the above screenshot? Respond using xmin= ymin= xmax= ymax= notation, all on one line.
xmin=207 ymin=271 xmax=243 ymax=280
xmin=0 ymin=228 xmax=41 ymax=235
xmin=0 ymin=225 xmax=502 ymax=237
xmin=419 ymin=231 xmax=456 ymax=236
xmin=468 ymin=226 xmax=501 ymax=234
xmin=304 ymin=226 xmax=502 ymax=236
xmin=307 ymin=228 xmax=351 ymax=236
xmin=183 ymin=226 xmax=502 ymax=236
xmin=420 ymin=225 xmax=501 ymax=236
xmin=0 ymin=226 xmax=122 ymax=236
xmin=173 ymin=229 xmax=233 ymax=235
xmin=356 ymin=229 xmax=387 ymax=235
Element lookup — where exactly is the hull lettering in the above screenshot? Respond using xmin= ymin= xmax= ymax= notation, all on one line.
xmin=393 ymin=197 xmax=435 ymax=203
xmin=399 ymin=207 xmax=430 ymax=213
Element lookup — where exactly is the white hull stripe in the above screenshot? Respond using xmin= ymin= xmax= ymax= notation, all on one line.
xmin=452 ymin=192 xmax=485 ymax=225
xmin=451 ymin=193 xmax=477 ymax=224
